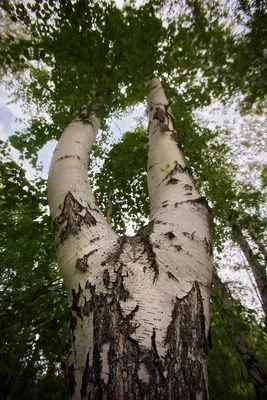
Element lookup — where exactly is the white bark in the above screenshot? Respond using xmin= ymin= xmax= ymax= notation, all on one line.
xmin=48 ymin=110 xmax=119 ymax=397
xmin=147 ymin=78 xmax=213 ymax=334
xmin=48 ymin=111 xmax=118 ymax=297
xmin=228 ymin=212 xmax=267 ymax=324
xmin=48 ymin=80 xmax=213 ymax=399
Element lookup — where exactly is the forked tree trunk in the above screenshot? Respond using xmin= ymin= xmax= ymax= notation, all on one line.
xmin=48 ymin=79 xmax=213 ymax=399
xmin=213 ymin=271 xmax=267 ymax=399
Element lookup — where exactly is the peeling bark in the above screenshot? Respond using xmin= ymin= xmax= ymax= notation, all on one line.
xmin=48 ymin=81 xmax=213 ymax=399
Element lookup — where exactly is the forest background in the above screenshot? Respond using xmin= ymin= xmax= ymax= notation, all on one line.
xmin=0 ymin=0 xmax=266 ymax=399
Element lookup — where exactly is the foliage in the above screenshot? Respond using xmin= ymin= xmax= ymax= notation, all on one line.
xmin=0 ymin=145 xmax=69 ymax=399
xmin=209 ymin=285 xmax=267 ymax=400
xmin=92 ymin=125 xmax=149 ymax=233
xmin=0 ymin=0 xmax=267 ymax=398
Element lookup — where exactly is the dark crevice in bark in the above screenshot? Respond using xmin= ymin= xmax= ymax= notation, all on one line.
xmin=77 ymin=108 xmax=96 ymax=127
xmin=164 ymin=281 xmax=209 ymax=399
xmin=184 ymin=184 xmax=193 ymax=191
xmin=58 ymin=155 xmax=81 ymax=161
xmin=182 ymin=231 xmax=196 ymax=240
xmin=68 ymin=264 xmax=210 ymax=399
xmin=167 ymin=177 xmax=179 ymax=185
xmin=175 ymin=196 xmax=211 ymax=211
xmin=137 ymin=221 xmax=159 ymax=282
xmin=76 ymin=248 xmax=99 ymax=272
xmin=103 ymin=235 xmax=127 ymax=266
xmin=81 ymin=353 xmax=90 ymax=397
xmin=90 ymin=236 xmax=100 ymax=243
xmin=167 ymin=271 xmax=179 ymax=281
xmin=153 ymin=219 xmax=167 ymax=225
xmin=68 ymin=364 xmax=76 ymax=399
xmin=164 ymin=231 xmax=176 ymax=240
xmin=203 ymin=237 xmax=213 ymax=256
xmin=170 ymin=130 xmax=183 ymax=148
xmin=152 ymin=107 xmax=169 ymax=133
xmin=163 ymin=161 xmax=185 ymax=182
xmin=102 ymin=269 xmax=110 ymax=288
xmin=53 ymin=192 xmax=97 ymax=244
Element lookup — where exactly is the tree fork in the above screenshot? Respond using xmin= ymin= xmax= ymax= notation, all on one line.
xmin=48 ymin=81 xmax=213 ymax=399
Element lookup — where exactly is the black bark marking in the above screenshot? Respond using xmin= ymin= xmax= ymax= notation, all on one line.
xmin=182 ymin=231 xmax=195 ymax=240
xmin=104 ymin=235 xmax=127 ymax=265
xmin=68 ymin=281 xmax=210 ymax=398
xmin=184 ymin=184 xmax=193 ymax=191
xmin=76 ymin=249 xmax=98 ymax=272
xmin=71 ymin=276 xmax=140 ymax=399
xmin=153 ymin=107 xmax=169 ymax=133
xmin=53 ymin=192 xmax=97 ymax=244
xmin=68 ymin=364 xmax=76 ymax=398
xmin=203 ymin=237 xmax=213 ymax=257
xmin=154 ymin=219 xmax=167 ymax=225
xmin=162 ymin=160 xmax=191 ymax=187
xmin=137 ymin=221 xmax=159 ymax=282
xmin=164 ymin=282 xmax=209 ymax=399
xmin=113 ymin=264 xmax=130 ymax=302
xmin=81 ymin=352 xmax=90 ymax=397
xmin=174 ymin=197 xmax=212 ymax=219
xmin=170 ymin=130 xmax=178 ymax=142
xmin=77 ymin=109 xmax=95 ymax=126
xmin=103 ymin=269 xmax=110 ymax=288
xmin=167 ymin=177 xmax=179 ymax=185
xmin=164 ymin=231 xmax=176 ymax=240
xmin=58 ymin=155 xmax=81 ymax=161
xmin=148 ymin=163 xmax=159 ymax=171
xmin=167 ymin=271 xmax=179 ymax=281
xmin=170 ymin=129 xmax=184 ymax=150
xmin=174 ymin=244 xmax=182 ymax=251
xmin=90 ymin=236 xmax=100 ymax=243
xmin=71 ymin=285 xmax=83 ymax=320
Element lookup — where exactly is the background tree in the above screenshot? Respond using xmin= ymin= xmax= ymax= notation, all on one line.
xmin=0 ymin=0 xmax=266 ymax=398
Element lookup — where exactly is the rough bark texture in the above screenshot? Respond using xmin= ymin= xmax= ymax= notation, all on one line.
xmin=48 ymin=80 xmax=213 ymax=399
xmin=228 ymin=211 xmax=267 ymax=324
xmin=213 ymin=271 xmax=267 ymax=399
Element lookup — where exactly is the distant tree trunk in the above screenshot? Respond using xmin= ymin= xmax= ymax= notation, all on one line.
xmin=228 ymin=211 xmax=267 ymax=325
xmin=213 ymin=271 xmax=267 ymax=399
xmin=48 ymin=79 xmax=213 ymax=400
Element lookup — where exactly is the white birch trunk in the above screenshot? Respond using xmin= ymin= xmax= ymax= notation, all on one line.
xmin=48 ymin=80 xmax=213 ymax=399
xmin=213 ymin=271 xmax=267 ymax=399
xmin=228 ymin=212 xmax=267 ymax=325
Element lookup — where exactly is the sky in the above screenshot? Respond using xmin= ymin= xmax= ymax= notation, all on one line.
xmin=0 ymin=0 xmax=265 ymax=315
xmin=0 ymin=77 xmax=264 ymax=315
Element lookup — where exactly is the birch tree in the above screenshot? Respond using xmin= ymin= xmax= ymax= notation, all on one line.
xmin=1 ymin=1 xmax=267 ymax=398
xmin=48 ymin=78 xmax=213 ymax=399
